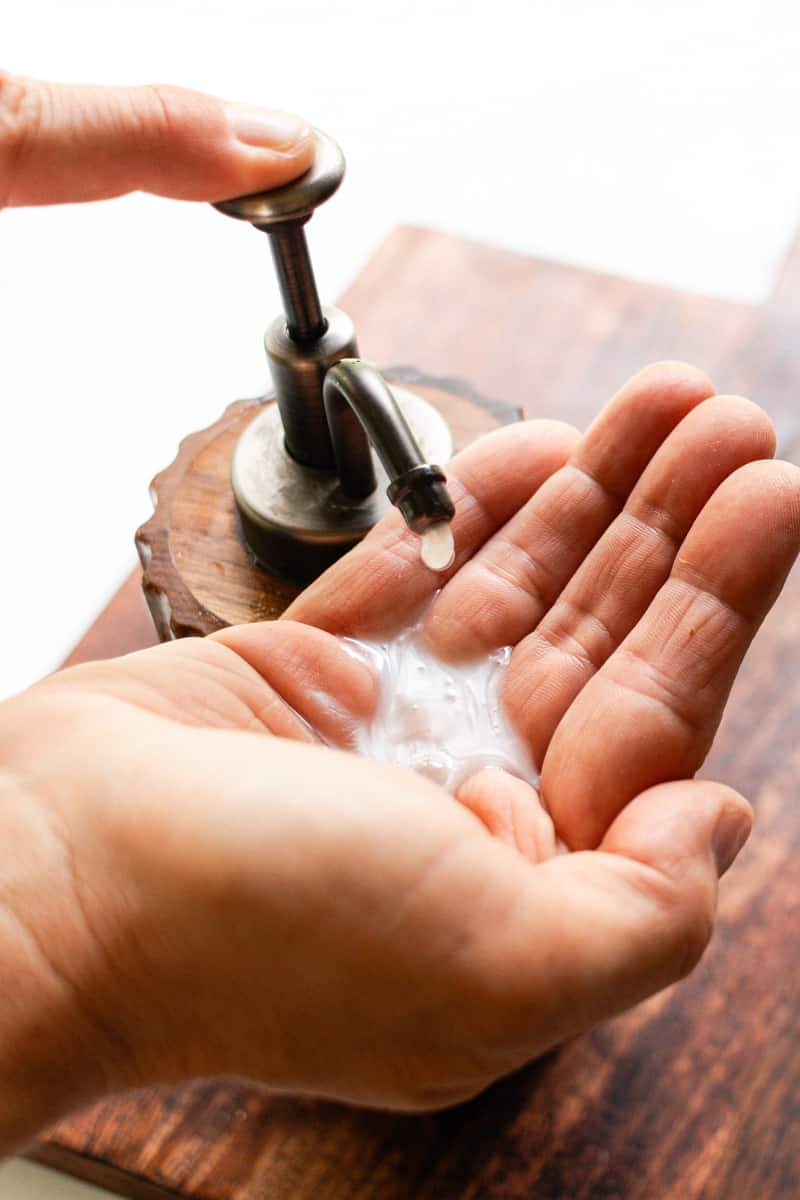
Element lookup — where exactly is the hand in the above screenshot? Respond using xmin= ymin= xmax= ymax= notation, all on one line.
xmin=2 ymin=362 xmax=797 ymax=1155
xmin=0 ymin=69 xmax=313 ymax=206
xmin=286 ymin=359 xmax=800 ymax=852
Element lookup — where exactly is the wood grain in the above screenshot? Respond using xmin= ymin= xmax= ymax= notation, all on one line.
xmin=34 ymin=225 xmax=800 ymax=1199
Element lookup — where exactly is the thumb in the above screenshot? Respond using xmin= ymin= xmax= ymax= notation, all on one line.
xmin=0 ymin=70 xmax=315 ymax=206
xmin=485 ymin=780 xmax=752 ymax=1057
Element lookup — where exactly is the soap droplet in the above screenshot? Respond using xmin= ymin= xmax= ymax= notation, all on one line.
xmin=420 ymin=522 xmax=455 ymax=572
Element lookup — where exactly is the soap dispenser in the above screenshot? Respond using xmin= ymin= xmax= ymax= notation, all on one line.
xmin=136 ymin=129 xmax=519 ymax=640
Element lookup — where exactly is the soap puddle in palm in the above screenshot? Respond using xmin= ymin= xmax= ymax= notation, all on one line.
xmin=340 ymin=610 xmax=538 ymax=794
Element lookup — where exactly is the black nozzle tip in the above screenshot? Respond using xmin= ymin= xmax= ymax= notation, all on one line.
xmin=386 ymin=464 xmax=456 ymax=534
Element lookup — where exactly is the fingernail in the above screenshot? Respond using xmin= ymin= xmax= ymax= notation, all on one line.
xmin=712 ymin=806 xmax=752 ymax=876
xmin=226 ymin=104 xmax=310 ymax=152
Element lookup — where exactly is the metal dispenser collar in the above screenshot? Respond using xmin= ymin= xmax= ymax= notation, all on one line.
xmin=214 ymin=129 xmax=455 ymax=584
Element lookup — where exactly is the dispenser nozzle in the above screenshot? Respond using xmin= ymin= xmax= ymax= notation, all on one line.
xmin=323 ymin=360 xmax=456 ymax=542
xmin=386 ymin=464 xmax=455 ymax=533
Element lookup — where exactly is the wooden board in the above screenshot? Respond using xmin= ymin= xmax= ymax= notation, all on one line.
xmin=32 ymin=225 xmax=800 ymax=1199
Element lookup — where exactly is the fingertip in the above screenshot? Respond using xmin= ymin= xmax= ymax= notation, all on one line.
xmin=683 ymin=392 xmax=777 ymax=457
xmin=572 ymin=360 xmax=716 ymax=502
xmin=627 ymin=360 xmax=715 ymax=402
xmin=146 ymin=84 xmax=316 ymax=200
xmin=531 ymin=418 xmax=582 ymax=455
xmin=225 ymin=103 xmax=312 ymax=153
xmin=0 ymin=76 xmax=318 ymax=205
xmin=697 ymin=457 xmax=800 ymax=558
xmin=601 ymin=360 xmax=716 ymax=438
xmin=222 ymin=100 xmax=315 ymax=191
xmin=456 ymin=768 xmax=557 ymax=862
xmin=601 ymin=779 xmax=752 ymax=883
xmin=458 ymin=417 xmax=580 ymax=477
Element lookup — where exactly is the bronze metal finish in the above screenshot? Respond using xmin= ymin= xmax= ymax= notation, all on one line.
xmin=265 ymin=306 xmax=358 ymax=469
xmin=230 ymin=382 xmax=453 ymax=583
xmin=214 ymin=130 xmax=344 ymax=346
xmin=214 ymin=128 xmax=457 ymax=583
xmin=213 ymin=129 xmax=345 ymax=226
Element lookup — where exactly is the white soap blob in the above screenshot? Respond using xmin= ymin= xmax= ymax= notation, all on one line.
xmin=420 ymin=522 xmax=455 ymax=572
xmin=342 ymin=617 xmax=538 ymax=794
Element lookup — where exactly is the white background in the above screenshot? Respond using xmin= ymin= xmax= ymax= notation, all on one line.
xmin=2 ymin=0 xmax=800 ymax=701
xmin=1 ymin=1 xmax=800 ymax=1193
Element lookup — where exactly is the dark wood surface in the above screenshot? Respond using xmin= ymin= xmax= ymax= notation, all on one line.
xmin=135 ymin=375 xmax=519 ymax=639
xmin=33 ymin=225 xmax=800 ymax=1199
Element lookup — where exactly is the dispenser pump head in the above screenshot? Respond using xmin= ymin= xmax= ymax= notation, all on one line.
xmin=214 ymin=129 xmax=345 ymax=226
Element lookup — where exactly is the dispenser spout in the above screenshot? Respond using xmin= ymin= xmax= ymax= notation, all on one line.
xmin=323 ymin=360 xmax=456 ymax=551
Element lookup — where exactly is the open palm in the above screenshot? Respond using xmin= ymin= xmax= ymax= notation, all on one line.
xmin=205 ymin=360 xmax=796 ymax=860
xmin=72 ymin=360 xmax=798 ymax=864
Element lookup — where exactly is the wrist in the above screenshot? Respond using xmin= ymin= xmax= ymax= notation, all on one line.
xmin=0 ymin=696 xmax=135 ymax=1152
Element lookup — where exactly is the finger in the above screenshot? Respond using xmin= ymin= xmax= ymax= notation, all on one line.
xmin=285 ymin=418 xmax=579 ymax=636
xmin=543 ymin=459 xmax=800 ymax=849
xmin=474 ymin=781 xmax=751 ymax=1065
xmin=0 ymin=71 xmax=314 ymax=206
xmin=455 ymin=769 xmax=561 ymax=864
xmin=506 ymin=395 xmax=776 ymax=765
xmin=425 ymin=361 xmax=714 ymax=659
xmin=212 ymin=621 xmax=379 ymax=747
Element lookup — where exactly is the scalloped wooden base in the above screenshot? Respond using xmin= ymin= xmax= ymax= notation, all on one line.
xmin=135 ymin=367 xmax=520 ymax=640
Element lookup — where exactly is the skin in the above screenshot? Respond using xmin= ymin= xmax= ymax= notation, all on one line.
xmin=1 ymin=72 xmax=799 ymax=1155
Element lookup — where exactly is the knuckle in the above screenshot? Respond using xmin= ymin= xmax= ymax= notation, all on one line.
xmin=142 ymin=83 xmax=187 ymax=145
xmin=145 ymin=83 xmax=173 ymax=128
